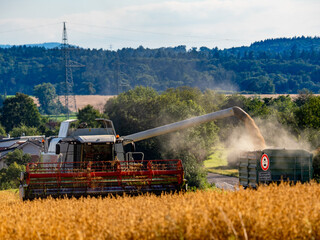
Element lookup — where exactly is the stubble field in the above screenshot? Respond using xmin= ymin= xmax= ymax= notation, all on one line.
xmin=0 ymin=182 xmax=320 ymax=240
xmin=31 ymin=95 xmax=115 ymax=112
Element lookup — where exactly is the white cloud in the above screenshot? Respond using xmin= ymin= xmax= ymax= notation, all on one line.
xmin=0 ymin=0 xmax=319 ymax=49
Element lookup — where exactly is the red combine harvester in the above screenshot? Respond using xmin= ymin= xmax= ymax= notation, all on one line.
xmin=19 ymin=107 xmax=248 ymax=200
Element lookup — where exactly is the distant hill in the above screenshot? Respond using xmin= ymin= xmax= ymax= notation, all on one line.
xmin=0 ymin=42 xmax=61 ymax=49
xmin=226 ymin=36 xmax=320 ymax=56
xmin=0 ymin=37 xmax=319 ymax=95
xmin=249 ymin=36 xmax=320 ymax=52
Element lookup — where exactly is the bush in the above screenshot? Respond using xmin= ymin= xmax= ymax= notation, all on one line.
xmin=0 ymin=149 xmax=30 ymax=189
xmin=5 ymin=149 xmax=31 ymax=166
xmin=0 ymin=124 xmax=5 ymax=136
xmin=181 ymin=154 xmax=209 ymax=188
xmin=0 ymin=162 xmax=25 ymax=189
xmin=77 ymin=105 xmax=105 ymax=128
xmin=9 ymin=124 xmax=40 ymax=137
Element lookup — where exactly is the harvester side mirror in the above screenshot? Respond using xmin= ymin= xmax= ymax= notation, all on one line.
xmin=56 ymin=144 xmax=60 ymax=154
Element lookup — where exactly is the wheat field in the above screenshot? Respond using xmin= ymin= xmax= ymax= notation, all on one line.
xmin=0 ymin=183 xmax=320 ymax=240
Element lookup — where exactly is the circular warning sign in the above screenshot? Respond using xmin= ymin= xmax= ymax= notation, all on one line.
xmin=260 ymin=154 xmax=270 ymax=171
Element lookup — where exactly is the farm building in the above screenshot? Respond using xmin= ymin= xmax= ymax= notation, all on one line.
xmin=0 ymin=136 xmax=44 ymax=169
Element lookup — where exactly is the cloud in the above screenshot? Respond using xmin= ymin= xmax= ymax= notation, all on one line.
xmin=0 ymin=0 xmax=319 ymax=49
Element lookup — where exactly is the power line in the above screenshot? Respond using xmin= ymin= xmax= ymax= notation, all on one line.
xmin=0 ymin=22 xmax=61 ymax=34
xmin=70 ymin=28 xmax=143 ymax=42
xmin=69 ymin=27 xmax=249 ymax=50
xmin=69 ymin=22 xmax=251 ymax=42
xmin=0 ymin=21 xmax=251 ymax=46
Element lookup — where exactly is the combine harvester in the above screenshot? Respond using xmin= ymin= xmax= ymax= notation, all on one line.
xmin=18 ymin=107 xmax=264 ymax=200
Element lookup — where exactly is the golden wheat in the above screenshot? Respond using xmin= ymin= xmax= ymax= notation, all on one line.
xmin=0 ymin=183 xmax=319 ymax=240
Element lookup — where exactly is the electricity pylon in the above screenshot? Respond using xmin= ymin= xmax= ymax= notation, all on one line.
xmin=61 ymin=22 xmax=83 ymax=119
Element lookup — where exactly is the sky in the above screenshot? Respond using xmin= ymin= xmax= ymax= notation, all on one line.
xmin=0 ymin=0 xmax=319 ymax=50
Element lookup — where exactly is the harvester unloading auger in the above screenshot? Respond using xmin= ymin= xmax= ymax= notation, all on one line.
xmin=19 ymin=107 xmax=264 ymax=200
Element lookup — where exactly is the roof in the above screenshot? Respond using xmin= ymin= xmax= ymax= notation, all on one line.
xmin=17 ymin=140 xmax=43 ymax=150
xmin=0 ymin=136 xmax=44 ymax=148
xmin=0 ymin=136 xmax=44 ymax=143
xmin=0 ymin=140 xmax=43 ymax=159
xmin=76 ymin=135 xmax=116 ymax=143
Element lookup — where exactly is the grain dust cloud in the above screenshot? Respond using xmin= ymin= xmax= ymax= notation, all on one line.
xmin=233 ymin=107 xmax=266 ymax=150
xmin=224 ymin=108 xmax=312 ymax=166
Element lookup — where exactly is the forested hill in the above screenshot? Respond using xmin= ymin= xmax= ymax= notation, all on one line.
xmin=0 ymin=42 xmax=61 ymax=49
xmin=0 ymin=36 xmax=320 ymax=95
xmin=226 ymin=36 xmax=320 ymax=55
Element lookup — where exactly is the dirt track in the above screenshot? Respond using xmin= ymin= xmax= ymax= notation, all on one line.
xmin=207 ymin=172 xmax=239 ymax=191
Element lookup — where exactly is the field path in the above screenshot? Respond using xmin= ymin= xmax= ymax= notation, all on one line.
xmin=207 ymin=172 xmax=239 ymax=191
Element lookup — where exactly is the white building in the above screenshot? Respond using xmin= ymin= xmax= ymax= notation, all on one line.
xmin=0 ymin=136 xmax=44 ymax=170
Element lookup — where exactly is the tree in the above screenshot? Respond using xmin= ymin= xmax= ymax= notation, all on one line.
xmin=242 ymin=76 xmax=275 ymax=93
xmin=9 ymin=124 xmax=40 ymax=137
xmin=34 ymin=83 xmax=56 ymax=107
xmin=0 ymin=124 xmax=5 ymax=136
xmin=295 ymin=96 xmax=320 ymax=129
xmin=0 ymin=162 xmax=26 ymax=189
xmin=77 ymin=105 xmax=104 ymax=128
xmin=0 ymin=95 xmax=5 ymax=107
xmin=104 ymin=86 xmax=159 ymax=136
xmin=0 ymin=93 xmax=41 ymax=132
xmin=37 ymin=118 xmax=60 ymax=137
xmin=266 ymin=95 xmax=297 ymax=126
xmin=0 ymin=149 xmax=30 ymax=189
xmin=294 ymin=89 xmax=313 ymax=107
xmin=33 ymin=83 xmax=65 ymax=114
xmin=5 ymin=149 xmax=31 ymax=166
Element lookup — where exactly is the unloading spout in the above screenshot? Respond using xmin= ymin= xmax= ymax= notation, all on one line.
xmin=123 ymin=107 xmax=234 ymax=143
xmin=123 ymin=106 xmax=266 ymax=150
xmin=232 ymin=106 xmax=248 ymax=122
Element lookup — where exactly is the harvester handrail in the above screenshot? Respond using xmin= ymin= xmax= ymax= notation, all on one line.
xmin=26 ymin=160 xmax=183 ymax=175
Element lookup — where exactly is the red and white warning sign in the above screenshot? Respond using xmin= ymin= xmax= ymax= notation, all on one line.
xmin=260 ymin=154 xmax=270 ymax=171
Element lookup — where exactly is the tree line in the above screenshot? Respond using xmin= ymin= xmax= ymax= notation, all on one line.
xmin=1 ymin=86 xmax=320 ymax=188
xmin=0 ymin=37 xmax=320 ymax=96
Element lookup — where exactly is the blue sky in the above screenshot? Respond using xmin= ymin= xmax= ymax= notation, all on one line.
xmin=1 ymin=0 xmax=319 ymax=50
